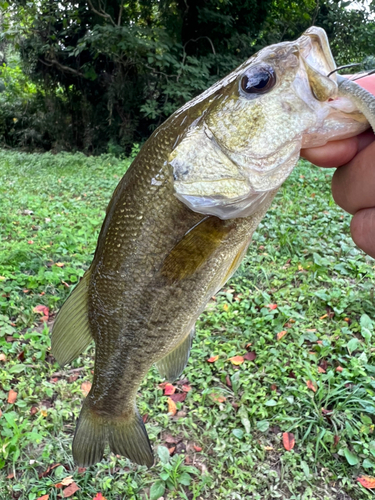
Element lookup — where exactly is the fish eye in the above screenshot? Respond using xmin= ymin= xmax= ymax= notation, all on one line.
xmin=240 ymin=66 xmax=276 ymax=95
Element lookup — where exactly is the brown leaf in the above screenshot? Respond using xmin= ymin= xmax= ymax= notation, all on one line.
xmin=36 ymin=495 xmax=49 ymax=500
xmin=207 ymin=355 xmax=219 ymax=363
xmin=81 ymin=381 xmax=92 ymax=397
xmin=271 ymin=384 xmax=277 ymax=391
xmin=318 ymin=366 xmax=326 ymax=373
xmin=334 ymin=435 xmax=340 ymax=446
xmin=142 ymin=414 xmax=148 ymax=423
xmin=210 ymin=393 xmax=226 ymax=403
xmin=319 ymin=314 xmax=328 ymax=320
xmin=63 ymin=482 xmax=80 ymax=497
xmin=55 ymin=476 xmax=74 ymax=488
xmin=38 ymin=463 xmax=61 ymax=479
xmin=336 ymin=366 xmax=343 ymax=372
xmin=55 ymin=262 xmax=65 ymax=267
xmin=306 ymin=380 xmax=317 ymax=393
xmin=170 ymin=392 xmax=187 ymax=403
xmin=267 ymin=304 xmax=278 ymax=310
xmin=7 ymin=389 xmax=17 ymax=404
xmin=0 ymin=353 xmax=6 ymax=362
xmin=7 ymin=472 xmax=14 ymax=479
xmin=225 ymin=375 xmax=232 ymax=387
xmin=164 ymin=434 xmax=177 ymax=444
xmin=357 ymin=476 xmax=375 ymax=489
xmin=168 ymin=446 xmax=175 ymax=455
xmin=78 ymin=467 xmax=86 ymax=474
xmin=181 ymin=384 xmax=191 ymax=392
xmin=30 ymin=406 xmax=38 ymax=416
xmin=33 ymin=305 xmax=49 ymax=318
xmin=193 ymin=445 xmax=202 ymax=452
xmin=244 ymin=351 xmax=256 ymax=361
xmin=164 ymin=383 xmax=175 ymax=395
xmin=68 ymin=374 xmax=79 ymax=383
xmin=282 ymin=432 xmax=295 ymax=451
xmin=229 ymin=355 xmax=244 ymax=365
xmin=277 ymin=330 xmax=287 ymax=341
xmin=167 ymin=397 xmax=177 ymax=416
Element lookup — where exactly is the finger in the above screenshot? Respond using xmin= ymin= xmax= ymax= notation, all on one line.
xmin=351 ymin=208 xmax=375 ymax=258
xmin=331 ymin=140 xmax=375 ymax=214
xmin=301 ymin=136 xmax=359 ymax=167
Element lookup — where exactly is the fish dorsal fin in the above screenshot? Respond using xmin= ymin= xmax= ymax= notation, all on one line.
xmin=156 ymin=327 xmax=195 ymax=382
xmin=51 ymin=269 xmax=93 ymax=366
xmin=161 ymin=216 xmax=233 ymax=281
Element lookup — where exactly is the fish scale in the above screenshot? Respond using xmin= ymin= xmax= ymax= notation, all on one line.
xmin=51 ymin=26 xmax=372 ymax=467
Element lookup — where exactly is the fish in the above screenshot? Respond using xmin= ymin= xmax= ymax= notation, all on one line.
xmin=51 ymin=26 xmax=371 ymax=468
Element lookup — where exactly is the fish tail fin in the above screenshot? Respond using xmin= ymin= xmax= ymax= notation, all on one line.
xmin=72 ymin=399 xmax=107 ymax=467
xmin=108 ymin=407 xmax=154 ymax=468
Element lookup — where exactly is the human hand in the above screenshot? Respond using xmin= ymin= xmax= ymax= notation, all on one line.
xmin=301 ymin=74 xmax=375 ymax=258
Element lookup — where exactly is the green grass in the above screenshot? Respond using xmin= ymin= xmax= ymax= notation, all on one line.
xmin=1 ymin=149 xmax=375 ymax=500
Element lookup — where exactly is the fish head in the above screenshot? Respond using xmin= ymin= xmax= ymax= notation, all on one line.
xmin=169 ymin=27 xmax=368 ymax=219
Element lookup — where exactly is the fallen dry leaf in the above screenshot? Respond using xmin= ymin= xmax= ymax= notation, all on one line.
xmin=168 ymin=446 xmax=175 ymax=455
xmin=63 ymin=482 xmax=80 ymax=497
xmin=244 ymin=351 xmax=256 ymax=361
xmin=207 ymin=355 xmax=219 ymax=363
xmin=229 ymin=355 xmax=244 ymax=365
xmin=55 ymin=262 xmax=65 ymax=267
xmin=223 ymin=303 xmax=229 ymax=312
xmin=40 ymin=409 xmax=48 ymax=417
xmin=334 ymin=435 xmax=340 ymax=446
xmin=271 ymin=384 xmax=277 ymax=391
xmin=36 ymin=495 xmax=49 ymax=500
xmin=170 ymin=392 xmax=186 ymax=403
xmin=164 ymin=383 xmax=175 ymax=395
xmin=81 ymin=381 xmax=92 ymax=397
xmin=30 ymin=406 xmax=38 ymax=416
xmin=93 ymin=493 xmax=108 ymax=500
xmin=306 ymin=380 xmax=317 ymax=393
xmin=0 ymin=353 xmax=6 ymax=362
xmin=182 ymin=384 xmax=191 ymax=392
xmin=167 ymin=397 xmax=177 ymax=416
xmin=282 ymin=432 xmax=295 ymax=451
xmin=319 ymin=313 xmax=328 ymax=320
xmin=33 ymin=304 xmax=49 ymax=318
xmin=210 ymin=393 xmax=226 ymax=403
xmin=318 ymin=366 xmax=326 ymax=373
xmin=38 ymin=463 xmax=61 ymax=479
xmin=193 ymin=445 xmax=202 ymax=452
xmin=336 ymin=366 xmax=343 ymax=372
xmin=358 ymin=476 xmax=375 ymax=489
xmin=267 ymin=303 xmax=278 ymax=310
xmin=7 ymin=389 xmax=17 ymax=404
xmin=277 ymin=330 xmax=287 ymax=341
xmin=7 ymin=472 xmax=14 ymax=479
xmin=55 ymin=476 xmax=74 ymax=488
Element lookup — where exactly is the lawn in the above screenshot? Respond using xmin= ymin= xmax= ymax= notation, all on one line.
xmin=1 ymin=149 xmax=375 ymax=500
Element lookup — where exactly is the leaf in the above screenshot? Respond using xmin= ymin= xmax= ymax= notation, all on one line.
xmin=167 ymin=397 xmax=177 ymax=415
xmin=306 ymin=380 xmax=317 ymax=393
xmin=164 ymin=383 xmax=175 ymax=395
xmin=193 ymin=445 xmax=202 ymax=452
xmin=232 ymin=428 xmax=244 ymax=439
xmin=282 ymin=432 xmax=295 ymax=451
xmin=229 ymin=355 xmax=244 ymax=365
xmin=7 ymin=389 xmax=17 ymax=403
xmin=318 ymin=366 xmax=326 ymax=373
xmin=81 ymin=381 xmax=92 ymax=397
xmin=33 ymin=304 xmax=49 ymax=317
xmin=267 ymin=304 xmax=278 ymax=310
xmin=93 ymin=493 xmax=108 ymax=500
xmin=243 ymin=351 xmax=256 ymax=361
xmin=344 ymin=448 xmax=359 ymax=465
xmin=207 ymin=355 xmax=219 ymax=363
xmin=182 ymin=384 xmax=191 ymax=392
xmin=363 ymin=459 xmax=375 ymax=469
xmin=347 ymin=338 xmax=359 ymax=354
xmin=265 ymin=399 xmax=277 ymax=406
xmin=55 ymin=262 xmax=65 ymax=267
xmin=0 ymin=353 xmax=6 ymax=362
xmin=178 ymin=472 xmax=192 ymax=486
xmin=150 ymin=479 xmax=166 ymax=499
xmin=209 ymin=393 xmax=226 ymax=403
xmin=63 ymin=482 xmax=80 ymax=497
xmin=277 ymin=330 xmax=287 ymax=341
xmin=55 ymin=476 xmax=74 ymax=488
xmin=169 ymin=392 xmax=186 ymax=403
xmin=238 ymin=406 xmax=251 ymax=434
xmin=256 ymin=420 xmax=269 ymax=432
xmin=37 ymin=496 xmax=49 ymax=500
xmin=357 ymin=476 xmax=375 ymax=489
xmin=157 ymin=446 xmax=170 ymax=464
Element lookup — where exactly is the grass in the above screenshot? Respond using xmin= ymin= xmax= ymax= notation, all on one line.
xmin=1 ymin=149 xmax=375 ymax=499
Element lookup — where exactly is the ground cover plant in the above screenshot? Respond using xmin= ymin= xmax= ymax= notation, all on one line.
xmin=1 ymin=149 xmax=375 ymax=499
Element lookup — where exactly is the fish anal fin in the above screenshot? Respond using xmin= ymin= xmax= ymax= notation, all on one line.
xmin=156 ymin=327 xmax=195 ymax=382
xmin=51 ymin=269 xmax=93 ymax=366
xmin=161 ymin=217 xmax=233 ymax=281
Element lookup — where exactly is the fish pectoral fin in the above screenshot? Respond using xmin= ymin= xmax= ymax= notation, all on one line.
xmin=108 ymin=408 xmax=154 ymax=467
xmin=51 ymin=269 xmax=93 ymax=366
xmin=161 ymin=216 xmax=234 ymax=281
xmin=156 ymin=327 xmax=195 ymax=382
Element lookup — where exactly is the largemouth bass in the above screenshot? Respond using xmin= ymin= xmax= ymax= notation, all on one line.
xmin=52 ymin=27 xmax=371 ymax=468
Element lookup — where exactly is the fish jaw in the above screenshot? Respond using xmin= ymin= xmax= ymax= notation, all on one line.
xmin=170 ymin=27 xmax=369 ymax=220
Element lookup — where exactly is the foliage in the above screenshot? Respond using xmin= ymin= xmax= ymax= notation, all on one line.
xmin=1 ymin=0 xmax=375 ymax=154
xmin=2 ymin=150 xmax=375 ymax=498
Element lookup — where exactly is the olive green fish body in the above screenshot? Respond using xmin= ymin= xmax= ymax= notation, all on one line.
xmin=52 ymin=26 xmax=371 ymax=467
